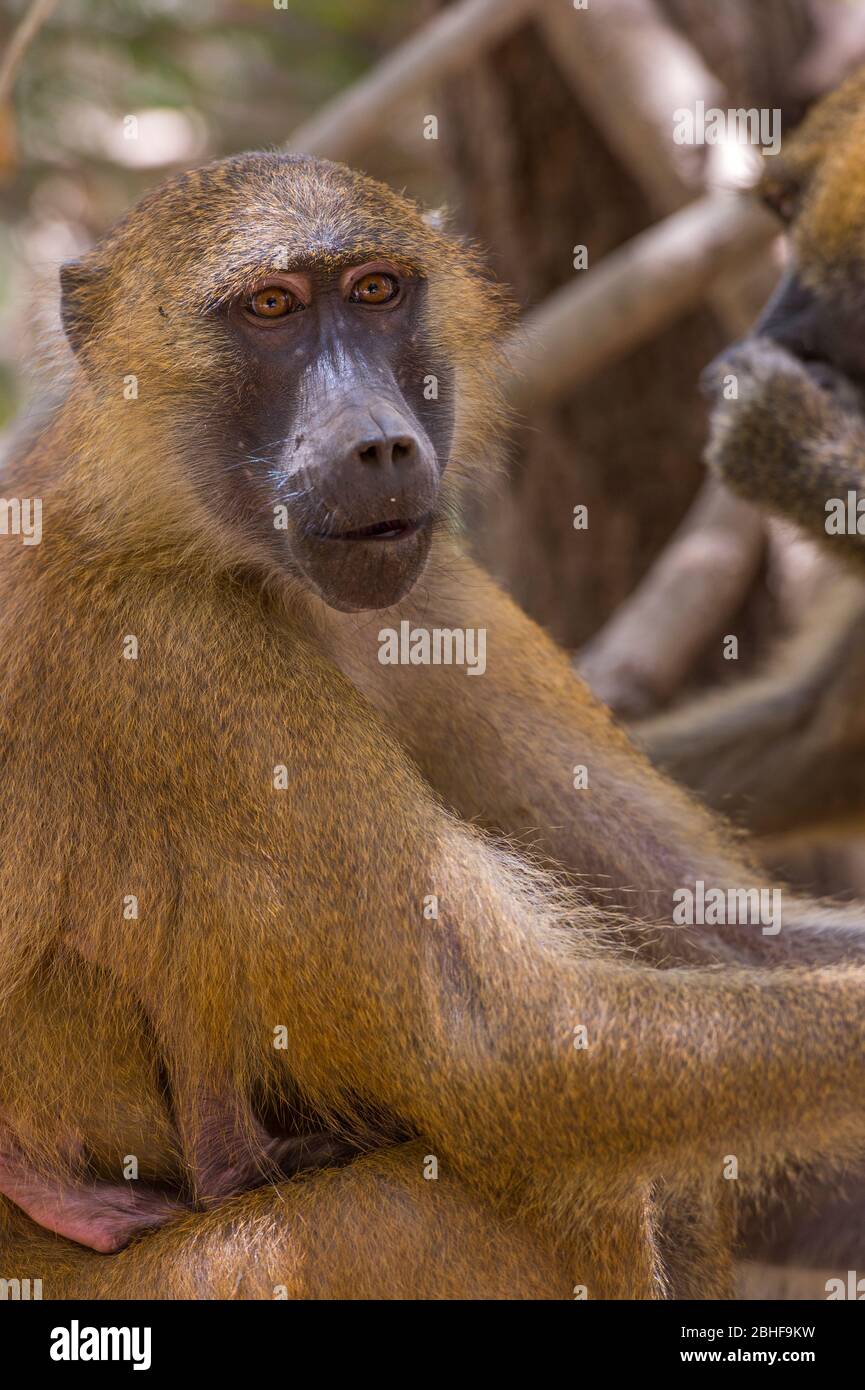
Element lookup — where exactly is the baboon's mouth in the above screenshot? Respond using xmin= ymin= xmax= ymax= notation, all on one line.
xmin=294 ymin=509 xmax=435 ymax=611
xmin=315 ymin=516 xmax=427 ymax=543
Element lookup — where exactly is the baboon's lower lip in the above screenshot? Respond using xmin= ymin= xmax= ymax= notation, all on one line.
xmin=295 ymin=511 xmax=435 ymax=611
xmin=314 ymin=516 xmax=426 ymax=542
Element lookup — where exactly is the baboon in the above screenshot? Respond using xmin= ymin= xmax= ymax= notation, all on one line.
xmin=3 ymin=152 xmax=865 ymax=1299
xmin=639 ymin=65 xmax=865 ymax=839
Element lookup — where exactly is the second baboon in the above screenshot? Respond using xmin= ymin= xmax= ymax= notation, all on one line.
xmin=640 ymin=65 xmax=865 ymax=839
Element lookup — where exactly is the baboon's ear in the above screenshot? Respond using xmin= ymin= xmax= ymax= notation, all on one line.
xmin=60 ymin=258 xmax=104 ymax=356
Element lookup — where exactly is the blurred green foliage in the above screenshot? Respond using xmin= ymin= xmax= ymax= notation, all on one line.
xmin=0 ymin=0 xmax=438 ymax=424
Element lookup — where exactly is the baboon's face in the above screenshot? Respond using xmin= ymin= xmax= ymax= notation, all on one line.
xmin=59 ymin=154 xmax=504 ymax=611
xmin=739 ymin=96 xmax=865 ymax=390
xmin=218 ymin=254 xmax=453 ymax=611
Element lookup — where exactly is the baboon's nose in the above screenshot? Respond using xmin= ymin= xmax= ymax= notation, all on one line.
xmin=305 ymin=394 xmax=438 ymax=521
xmin=349 ymin=406 xmax=422 ymax=471
xmin=354 ymin=432 xmax=419 ymax=469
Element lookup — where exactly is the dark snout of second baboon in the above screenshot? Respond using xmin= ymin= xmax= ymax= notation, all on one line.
xmin=704 ymin=265 xmax=865 ymax=397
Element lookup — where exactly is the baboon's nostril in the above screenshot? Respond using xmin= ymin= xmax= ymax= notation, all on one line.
xmin=354 ymin=435 xmax=418 ymax=467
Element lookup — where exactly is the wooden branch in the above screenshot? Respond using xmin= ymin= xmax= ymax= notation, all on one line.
xmin=502 ymin=191 xmax=777 ymax=408
xmin=540 ymin=0 xmax=768 ymax=336
xmin=576 ymin=480 xmax=765 ymax=718
xmin=538 ymin=0 xmax=773 ymax=710
xmin=0 ymin=0 xmax=59 ymax=106
xmin=540 ymin=0 xmax=724 ymax=214
xmin=285 ymin=0 xmax=539 ymax=161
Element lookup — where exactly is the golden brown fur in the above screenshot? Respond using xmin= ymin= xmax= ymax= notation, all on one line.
xmin=2 ymin=152 xmax=865 ymax=1298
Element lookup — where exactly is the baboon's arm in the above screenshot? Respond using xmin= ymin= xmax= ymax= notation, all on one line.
xmin=156 ymin=614 xmax=865 ymax=1203
xmin=321 ymin=545 xmax=865 ymax=967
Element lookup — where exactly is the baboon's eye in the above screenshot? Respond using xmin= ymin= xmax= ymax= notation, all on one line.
xmin=349 ymin=272 xmax=399 ymax=306
xmin=246 ymin=286 xmax=302 ymax=319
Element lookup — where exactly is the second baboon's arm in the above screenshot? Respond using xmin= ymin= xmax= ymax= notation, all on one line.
xmin=319 ymin=542 xmax=865 ymax=967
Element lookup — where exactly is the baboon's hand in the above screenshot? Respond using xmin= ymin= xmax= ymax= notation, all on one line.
xmin=702 ymin=338 xmax=854 ymax=493
xmin=699 ymin=339 xmax=865 ymax=553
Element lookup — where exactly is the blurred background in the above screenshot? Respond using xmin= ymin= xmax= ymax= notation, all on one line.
xmin=3 ymin=0 xmax=865 ymax=896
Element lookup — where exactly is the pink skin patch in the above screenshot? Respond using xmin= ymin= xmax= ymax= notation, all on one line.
xmin=0 ymin=1101 xmax=356 ymax=1252
xmin=0 ymin=1148 xmax=188 ymax=1253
